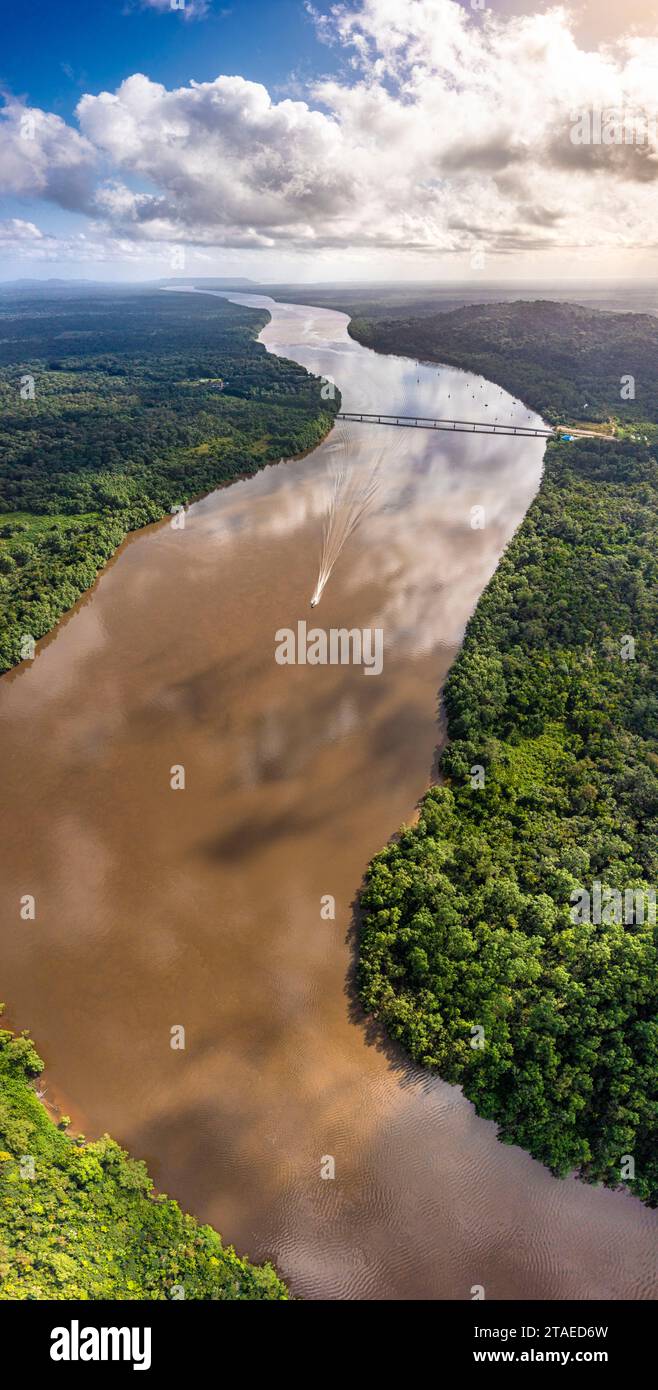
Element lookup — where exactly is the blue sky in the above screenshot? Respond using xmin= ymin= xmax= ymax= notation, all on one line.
xmin=1 ymin=0 xmax=657 ymax=283
xmin=1 ymin=1 xmax=340 ymax=122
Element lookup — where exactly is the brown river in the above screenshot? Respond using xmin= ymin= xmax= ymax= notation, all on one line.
xmin=1 ymin=292 xmax=657 ymax=1300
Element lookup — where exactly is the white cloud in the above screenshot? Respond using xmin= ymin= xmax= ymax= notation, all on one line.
xmin=140 ymin=0 xmax=212 ymax=18
xmin=4 ymin=1 xmax=658 ymax=271
xmin=0 ymin=99 xmax=97 ymax=211
xmin=0 ymin=218 xmax=45 ymax=244
xmin=77 ymin=72 xmax=356 ymax=248
xmin=0 ymin=218 xmax=193 ymax=268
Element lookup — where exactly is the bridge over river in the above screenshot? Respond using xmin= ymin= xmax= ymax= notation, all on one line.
xmin=336 ymin=411 xmax=607 ymax=441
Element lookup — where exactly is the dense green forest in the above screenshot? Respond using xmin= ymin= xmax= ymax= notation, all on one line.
xmin=359 ymin=301 xmax=658 ymax=1203
xmin=0 ymin=1009 xmax=287 ymax=1299
xmin=0 ymin=287 xmax=337 ymax=672
xmin=349 ymin=299 xmax=658 ymax=427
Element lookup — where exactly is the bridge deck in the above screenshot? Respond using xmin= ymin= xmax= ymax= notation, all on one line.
xmin=336 ymin=411 xmax=555 ymax=439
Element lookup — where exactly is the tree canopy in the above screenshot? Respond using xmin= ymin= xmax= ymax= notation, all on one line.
xmin=0 ymin=1010 xmax=287 ymax=1300
xmin=358 ymin=301 xmax=658 ymax=1203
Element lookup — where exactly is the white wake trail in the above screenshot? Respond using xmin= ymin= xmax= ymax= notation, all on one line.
xmin=311 ymin=447 xmax=381 ymax=607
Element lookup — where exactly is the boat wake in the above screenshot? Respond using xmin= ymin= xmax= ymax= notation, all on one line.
xmin=310 ymin=456 xmax=380 ymax=607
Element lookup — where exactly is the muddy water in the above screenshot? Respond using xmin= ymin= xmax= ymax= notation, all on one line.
xmin=1 ymin=293 xmax=656 ymax=1301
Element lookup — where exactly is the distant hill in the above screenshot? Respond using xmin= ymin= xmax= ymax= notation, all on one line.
xmin=0 ymin=278 xmax=115 ymax=289
xmin=0 ymin=276 xmax=257 ymax=291
xmin=159 ymin=277 xmax=256 ymax=287
xmin=348 ymin=298 xmax=658 ymax=425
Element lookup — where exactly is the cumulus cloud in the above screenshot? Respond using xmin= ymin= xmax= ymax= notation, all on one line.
xmin=5 ymin=0 xmax=658 ymax=267
xmin=71 ymin=1 xmax=658 ymax=259
xmin=0 ymin=218 xmax=82 ymax=260
xmin=77 ymin=72 xmax=357 ymax=248
xmin=0 ymin=99 xmax=97 ymax=211
xmin=0 ymin=217 xmax=45 ymax=244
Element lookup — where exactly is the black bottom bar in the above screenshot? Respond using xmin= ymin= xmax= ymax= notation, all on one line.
xmin=1 ymin=1296 xmax=653 ymax=1374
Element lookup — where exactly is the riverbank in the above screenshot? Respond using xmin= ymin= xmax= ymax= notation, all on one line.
xmin=0 ymin=1008 xmax=288 ymax=1300
xmin=0 ymin=287 xmax=338 ymax=674
xmin=356 ymin=300 xmax=658 ymax=1205
xmin=347 ymin=299 xmax=658 ymax=430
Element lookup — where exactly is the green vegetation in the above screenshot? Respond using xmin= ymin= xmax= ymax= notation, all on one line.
xmin=358 ymin=301 xmax=658 ymax=1203
xmin=0 ymin=1009 xmax=288 ymax=1300
xmin=349 ymin=298 xmax=658 ymax=428
xmin=0 ymin=287 xmax=338 ymax=672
